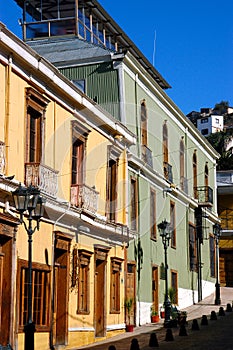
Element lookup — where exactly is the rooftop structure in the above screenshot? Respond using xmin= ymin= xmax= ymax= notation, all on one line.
xmin=14 ymin=0 xmax=170 ymax=89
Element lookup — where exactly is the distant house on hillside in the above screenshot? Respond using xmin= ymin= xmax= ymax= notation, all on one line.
xmin=187 ymin=108 xmax=224 ymax=136
xmin=187 ymin=106 xmax=233 ymax=137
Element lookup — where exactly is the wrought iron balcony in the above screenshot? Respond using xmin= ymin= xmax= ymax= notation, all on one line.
xmin=0 ymin=141 xmax=6 ymax=175
xmin=194 ymin=186 xmax=213 ymax=207
xmin=218 ymin=207 xmax=233 ymax=231
xmin=164 ymin=162 xmax=173 ymax=183
xmin=141 ymin=145 xmax=153 ymax=168
xmin=180 ymin=176 xmax=188 ymax=194
xmin=25 ymin=163 xmax=58 ymax=198
xmin=71 ymin=184 xmax=99 ymax=213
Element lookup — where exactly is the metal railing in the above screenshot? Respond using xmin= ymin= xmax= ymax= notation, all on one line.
xmin=25 ymin=163 xmax=58 ymax=198
xmin=194 ymin=186 xmax=213 ymax=206
xmin=141 ymin=145 xmax=153 ymax=168
xmin=180 ymin=176 xmax=188 ymax=194
xmin=71 ymin=184 xmax=99 ymax=213
xmin=164 ymin=162 xmax=173 ymax=183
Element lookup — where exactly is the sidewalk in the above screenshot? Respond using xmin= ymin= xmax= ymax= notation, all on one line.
xmin=76 ymin=287 xmax=233 ymax=350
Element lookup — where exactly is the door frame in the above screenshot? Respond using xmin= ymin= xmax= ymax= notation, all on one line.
xmin=0 ymin=214 xmax=18 ymax=348
xmin=94 ymin=245 xmax=110 ymax=338
xmin=152 ymin=264 xmax=159 ymax=313
xmin=54 ymin=231 xmax=71 ymax=346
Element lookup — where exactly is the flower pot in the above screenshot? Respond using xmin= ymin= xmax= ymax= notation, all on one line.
xmin=126 ymin=324 xmax=134 ymax=332
xmin=151 ymin=315 xmax=160 ymax=323
xmin=160 ymin=310 xmax=165 ymax=319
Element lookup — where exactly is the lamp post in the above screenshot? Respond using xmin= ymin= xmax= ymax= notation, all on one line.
xmin=158 ymin=219 xmax=171 ymax=327
xmin=213 ymin=223 xmax=221 ymax=305
xmin=12 ymin=184 xmax=45 ymax=350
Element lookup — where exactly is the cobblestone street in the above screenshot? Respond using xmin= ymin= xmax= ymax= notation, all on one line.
xmin=77 ymin=288 xmax=233 ymax=350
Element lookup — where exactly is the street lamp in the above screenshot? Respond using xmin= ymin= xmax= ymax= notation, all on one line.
xmin=12 ymin=183 xmax=45 ymax=350
xmin=213 ymin=223 xmax=222 ymax=305
xmin=158 ymin=219 xmax=171 ymax=327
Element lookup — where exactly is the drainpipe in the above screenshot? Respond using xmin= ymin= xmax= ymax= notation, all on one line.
xmin=5 ymin=57 xmax=12 ymax=175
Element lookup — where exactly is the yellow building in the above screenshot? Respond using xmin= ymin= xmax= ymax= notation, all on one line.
xmin=217 ymin=170 xmax=233 ymax=286
xmin=0 ymin=22 xmax=135 ymax=349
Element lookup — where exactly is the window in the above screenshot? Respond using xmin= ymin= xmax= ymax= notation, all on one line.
xmin=110 ymin=258 xmax=123 ymax=313
xmin=72 ymin=139 xmax=84 ymax=185
xmin=106 ymin=147 xmax=120 ymax=222
xmin=77 ymin=250 xmax=92 ymax=314
xmin=209 ymin=235 xmax=215 ymax=278
xmin=163 ymin=121 xmax=169 ymax=180
xmin=72 ymin=79 xmax=86 ymax=93
xmin=201 ymin=118 xmax=208 ymax=124
xmin=28 ymin=108 xmax=42 ymax=162
xmin=25 ymin=88 xmax=49 ymax=164
xmin=204 ymin=163 xmax=209 ymax=187
xmin=170 ymin=201 xmax=176 ymax=248
xmin=141 ymin=100 xmax=147 ymax=147
xmin=171 ymin=271 xmax=178 ymax=305
xmin=193 ymin=151 xmax=197 ymax=199
xmin=71 ymin=121 xmax=89 ymax=185
xmin=107 ymin=159 xmax=117 ymax=221
xmin=201 ymin=128 xmax=209 ymax=135
xmin=130 ymin=177 xmax=138 ymax=231
xmin=180 ymin=138 xmax=185 ymax=191
xmin=18 ymin=259 xmax=51 ymax=330
xmin=189 ymin=223 xmax=197 ymax=271
xmin=150 ymin=188 xmax=156 ymax=240
xmin=204 ymin=162 xmax=209 ymax=202
xmin=163 ymin=121 xmax=168 ymax=164
xmin=215 ymin=118 xmax=219 ymax=124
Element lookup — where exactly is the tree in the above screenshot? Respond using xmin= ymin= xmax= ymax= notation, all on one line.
xmin=207 ymin=131 xmax=233 ymax=170
xmin=214 ymin=101 xmax=229 ymax=115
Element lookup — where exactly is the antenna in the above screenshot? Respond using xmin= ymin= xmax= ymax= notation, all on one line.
xmin=153 ymin=30 xmax=156 ymax=67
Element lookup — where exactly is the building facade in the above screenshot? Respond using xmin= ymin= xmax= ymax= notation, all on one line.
xmin=0 ymin=0 xmax=221 ymax=348
xmin=217 ymin=170 xmax=233 ymax=287
xmin=17 ymin=0 xmax=221 ymax=327
xmin=0 ymin=21 xmax=136 ymax=349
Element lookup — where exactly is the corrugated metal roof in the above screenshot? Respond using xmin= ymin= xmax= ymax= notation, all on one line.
xmin=28 ymin=37 xmax=112 ymax=66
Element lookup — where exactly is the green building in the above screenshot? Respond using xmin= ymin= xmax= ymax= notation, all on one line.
xmin=15 ymin=0 xmax=220 ymax=328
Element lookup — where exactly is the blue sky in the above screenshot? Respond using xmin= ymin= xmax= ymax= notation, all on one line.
xmin=0 ymin=0 xmax=232 ymax=115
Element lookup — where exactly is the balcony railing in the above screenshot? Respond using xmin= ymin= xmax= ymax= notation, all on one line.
xmin=25 ymin=163 xmax=58 ymax=198
xmin=219 ymin=209 xmax=233 ymax=231
xmin=0 ymin=141 xmax=6 ymax=175
xmin=71 ymin=184 xmax=99 ymax=213
xmin=180 ymin=176 xmax=188 ymax=194
xmin=141 ymin=145 xmax=153 ymax=168
xmin=194 ymin=186 xmax=213 ymax=207
xmin=164 ymin=162 xmax=173 ymax=183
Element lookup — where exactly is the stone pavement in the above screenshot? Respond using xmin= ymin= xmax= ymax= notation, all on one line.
xmin=76 ymin=287 xmax=233 ymax=350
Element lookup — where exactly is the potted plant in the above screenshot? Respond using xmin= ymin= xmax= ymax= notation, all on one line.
xmin=151 ymin=305 xmax=160 ymax=323
xmin=125 ymin=297 xmax=134 ymax=332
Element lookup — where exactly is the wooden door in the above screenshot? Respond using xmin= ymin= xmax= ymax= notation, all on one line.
xmin=54 ymin=236 xmax=70 ymax=346
xmin=152 ymin=266 xmax=159 ymax=312
xmin=220 ymin=250 xmax=233 ymax=287
xmin=0 ymin=233 xmax=13 ymax=346
xmin=95 ymin=258 xmax=106 ymax=337
xmin=126 ymin=263 xmax=136 ymax=325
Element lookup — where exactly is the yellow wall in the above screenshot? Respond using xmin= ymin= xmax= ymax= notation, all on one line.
xmin=0 ymin=42 xmax=128 ymax=350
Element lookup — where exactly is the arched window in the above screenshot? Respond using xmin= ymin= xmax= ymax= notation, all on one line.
xmin=204 ymin=163 xmax=209 ymax=202
xmin=141 ymin=100 xmax=147 ymax=147
xmin=180 ymin=138 xmax=185 ymax=190
xmin=163 ymin=121 xmax=168 ymax=164
xmin=204 ymin=163 xmax=209 ymax=187
xmin=193 ymin=151 xmax=197 ymax=199
xmin=163 ymin=121 xmax=169 ymax=179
